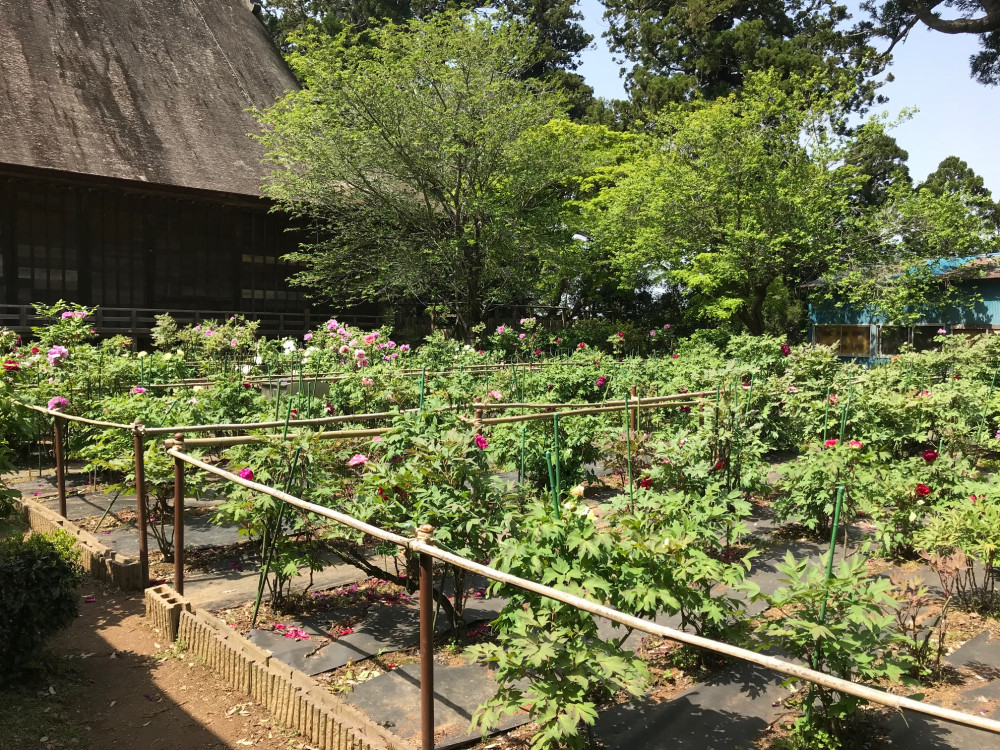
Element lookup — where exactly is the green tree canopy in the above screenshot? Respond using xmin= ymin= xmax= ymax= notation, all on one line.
xmin=578 ymin=71 xmax=862 ymax=335
xmin=844 ymin=124 xmax=912 ymax=208
xmin=918 ymin=155 xmax=1000 ymax=226
xmin=601 ymin=0 xmax=887 ymax=115
xmin=258 ymin=0 xmax=595 ymax=115
xmin=256 ymin=12 xmax=590 ymax=337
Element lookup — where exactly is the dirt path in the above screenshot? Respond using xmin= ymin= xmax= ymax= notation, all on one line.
xmin=0 ymin=580 xmax=310 ymax=750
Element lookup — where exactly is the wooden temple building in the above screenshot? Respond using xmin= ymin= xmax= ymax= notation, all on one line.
xmin=0 ymin=0 xmax=343 ymax=337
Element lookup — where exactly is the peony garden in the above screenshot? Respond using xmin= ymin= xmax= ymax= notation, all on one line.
xmin=4 ymin=303 xmax=1000 ymax=750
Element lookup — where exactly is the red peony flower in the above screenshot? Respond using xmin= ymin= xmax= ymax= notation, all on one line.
xmin=780 ymin=344 xmax=791 ymax=356
xmin=825 ymin=438 xmax=838 ymax=448
xmin=915 ymin=483 xmax=931 ymax=497
xmin=922 ymin=449 xmax=938 ymax=464
xmin=638 ymin=476 xmax=652 ymax=489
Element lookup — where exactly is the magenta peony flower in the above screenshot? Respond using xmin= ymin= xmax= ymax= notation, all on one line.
xmin=825 ymin=438 xmax=838 ymax=448
xmin=780 ymin=344 xmax=791 ymax=356
xmin=474 ymin=434 xmax=489 ymax=450
xmin=130 ymin=386 xmax=146 ymax=395
xmin=47 ymin=396 xmax=68 ymax=410
xmin=238 ymin=467 xmax=254 ymax=481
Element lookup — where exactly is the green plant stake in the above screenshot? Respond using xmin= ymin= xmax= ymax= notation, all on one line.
xmin=822 ymin=386 xmax=831 ymax=443
xmin=545 ymin=450 xmax=560 ymax=519
xmin=553 ymin=413 xmax=561 ymax=499
xmin=419 ymin=367 xmax=426 ymax=412
xmin=978 ymin=363 xmax=998 ymax=438
xmin=519 ymin=424 xmax=526 ymax=484
xmin=624 ymin=393 xmax=634 ymax=504
xmin=820 ymin=485 xmax=847 ymax=623
xmin=251 ymin=444 xmax=303 ymax=629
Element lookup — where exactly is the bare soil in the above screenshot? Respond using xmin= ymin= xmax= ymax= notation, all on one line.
xmin=0 ymin=580 xmax=312 ymax=750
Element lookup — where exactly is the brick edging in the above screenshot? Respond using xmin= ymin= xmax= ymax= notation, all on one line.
xmin=17 ymin=496 xmax=144 ymax=590
xmin=175 ymin=606 xmax=417 ymax=750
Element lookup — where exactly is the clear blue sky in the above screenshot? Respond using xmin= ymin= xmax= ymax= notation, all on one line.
xmin=575 ymin=0 xmax=1000 ymax=195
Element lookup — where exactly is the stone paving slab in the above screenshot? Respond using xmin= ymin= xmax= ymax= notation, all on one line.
xmin=593 ymin=660 xmax=790 ymax=749
xmin=345 ymin=663 xmax=529 ymax=748
xmin=946 ymin=631 xmax=1000 ymax=670
xmin=884 ymin=706 xmax=1000 ymax=749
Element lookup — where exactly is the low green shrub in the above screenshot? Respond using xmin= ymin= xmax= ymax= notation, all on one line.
xmin=0 ymin=530 xmax=83 ymax=682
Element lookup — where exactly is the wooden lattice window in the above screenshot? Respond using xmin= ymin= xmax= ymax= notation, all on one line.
xmin=814 ymin=325 xmax=871 ymax=357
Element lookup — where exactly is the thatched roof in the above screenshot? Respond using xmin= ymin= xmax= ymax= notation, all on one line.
xmin=0 ymin=0 xmax=297 ymax=197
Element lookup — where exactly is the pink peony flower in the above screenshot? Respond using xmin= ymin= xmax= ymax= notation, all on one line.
xmin=650 ymin=330 xmax=656 ymax=337
xmin=595 ymin=376 xmax=607 ymax=388
xmin=130 ymin=386 xmax=146 ymax=395
xmin=474 ymin=434 xmax=489 ymax=450
xmin=348 ymin=454 xmax=368 ymax=467
xmin=825 ymin=438 xmax=838 ymax=448
xmin=577 ymin=342 xmax=586 ymax=349
xmin=555 ymin=338 xmax=562 ymax=344
xmin=663 ymin=324 xmax=671 ymax=330
xmin=363 ymin=334 xmax=378 ymax=344
xmin=47 ymin=345 xmax=68 ymax=365
xmin=47 ymin=396 xmax=68 ymax=410
xmin=488 ymin=390 xmax=502 ymax=400
xmin=339 ymin=345 xmax=350 ymax=354
xmin=361 ymin=377 xmax=375 ymax=387
xmin=304 ymin=333 xmax=313 ymax=341
xmin=496 ymin=326 xmax=506 ymax=334
xmin=230 ymin=338 xmax=238 ymax=347
xmin=849 ymin=440 xmax=863 ymax=449
xmin=399 ymin=344 xmax=410 ymax=352
xmin=829 ymin=394 xmax=839 ymax=405
xmin=672 ymin=353 xmax=679 ymax=359
xmin=354 ymin=348 xmax=366 ymax=359
xmin=937 ymin=328 xmax=947 ymax=334
xmin=238 ymin=468 xmax=254 ymax=481
xmin=518 ymin=333 xmax=526 ymax=339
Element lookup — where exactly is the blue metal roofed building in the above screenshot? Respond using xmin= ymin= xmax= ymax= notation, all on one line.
xmin=808 ymin=254 xmax=1000 ymax=360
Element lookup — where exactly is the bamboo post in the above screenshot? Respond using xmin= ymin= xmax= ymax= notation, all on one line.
xmin=132 ymin=420 xmax=149 ymax=586
xmin=53 ymin=415 xmax=67 ymax=518
xmin=172 ymin=432 xmax=185 ymax=595
xmin=629 ymin=385 xmax=637 ymax=432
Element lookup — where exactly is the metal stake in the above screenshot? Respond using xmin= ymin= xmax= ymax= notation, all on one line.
xmin=54 ymin=416 xmax=66 ymax=518
xmin=172 ymin=432 xmax=185 ymax=594
xmin=133 ymin=420 xmax=149 ymax=586
xmin=417 ymin=524 xmax=436 ymax=750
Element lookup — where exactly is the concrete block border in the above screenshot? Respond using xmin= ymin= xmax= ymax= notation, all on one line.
xmin=145 ymin=584 xmax=191 ymax=642
xmin=17 ymin=496 xmax=144 ymax=590
xmin=176 ymin=606 xmax=417 ymax=750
